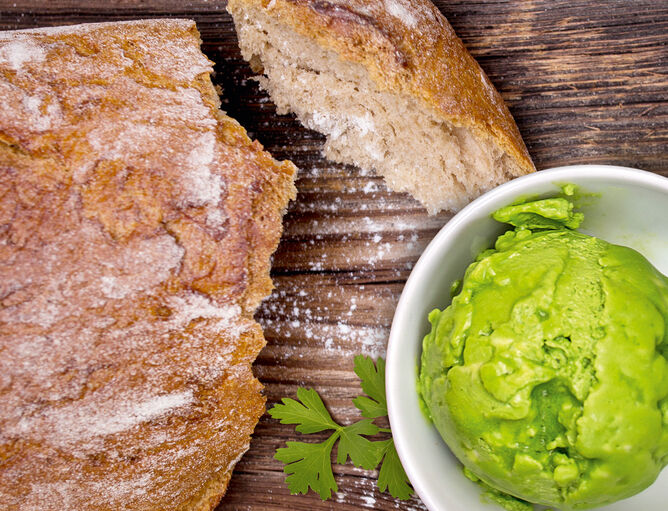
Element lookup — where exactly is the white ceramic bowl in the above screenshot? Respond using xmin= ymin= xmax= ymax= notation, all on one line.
xmin=386 ymin=165 xmax=668 ymax=511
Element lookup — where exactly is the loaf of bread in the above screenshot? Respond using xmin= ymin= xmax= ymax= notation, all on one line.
xmin=227 ymin=0 xmax=535 ymax=213
xmin=0 ymin=19 xmax=296 ymax=510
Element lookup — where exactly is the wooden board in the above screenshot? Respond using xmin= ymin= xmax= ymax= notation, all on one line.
xmin=1 ymin=1 xmax=666 ymax=509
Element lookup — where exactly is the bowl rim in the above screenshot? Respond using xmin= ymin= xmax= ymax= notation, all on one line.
xmin=386 ymin=164 xmax=668 ymax=511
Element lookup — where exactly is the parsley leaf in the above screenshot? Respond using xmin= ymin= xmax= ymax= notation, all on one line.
xmin=269 ymin=388 xmax=338 ymax=434
xmin=336 ymin=418 xmax=382 ymax=469
xmin=376 ymin=438 xmax=413 ymax=500
xmin=352 ymin=355 xmax=387 ymax=418
xmin=270 ymin=356 xmax=414 ymax=502
xmin=275 ymin=436 xmax=338 ymax=500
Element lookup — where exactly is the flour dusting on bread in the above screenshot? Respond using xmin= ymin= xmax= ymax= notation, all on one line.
xmin=384 ymin=0 xmax=418 ymax=27
xmin=0 ymin=39 xmax=46 ymax=71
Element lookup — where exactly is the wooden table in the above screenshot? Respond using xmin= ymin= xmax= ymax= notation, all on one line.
xmin=2 ymin=1 xmax=665 ymax=509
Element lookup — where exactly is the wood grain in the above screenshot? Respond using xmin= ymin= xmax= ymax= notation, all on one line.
xmin=1 ymin=1 xmax=666 ymax=509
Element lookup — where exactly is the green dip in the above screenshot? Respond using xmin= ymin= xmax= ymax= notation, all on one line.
xmin=418 ymin=193 xmax=668 ymax=510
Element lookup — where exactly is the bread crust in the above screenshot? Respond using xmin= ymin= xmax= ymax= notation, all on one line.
xmin=228 ymin=0 xmax=534 ymax=178
xmin=0 ymin=19 xmax=296 ymax=510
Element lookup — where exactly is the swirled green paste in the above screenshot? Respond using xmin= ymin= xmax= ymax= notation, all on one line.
xmin=418 ymin=193 xmax=668 ymax=510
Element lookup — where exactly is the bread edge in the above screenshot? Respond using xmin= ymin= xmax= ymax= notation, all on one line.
xmin=182 ymin=23 xmax=297 ymax=511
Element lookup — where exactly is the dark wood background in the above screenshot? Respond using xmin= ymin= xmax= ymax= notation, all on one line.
xmin=1 ymin=1 xmax=666 ymax=509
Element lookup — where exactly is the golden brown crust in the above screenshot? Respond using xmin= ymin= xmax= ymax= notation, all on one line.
xmin=0 ymin=19 xmax=296 ymax=511
xmin=228 ymin=0 xmax=534 ymax=176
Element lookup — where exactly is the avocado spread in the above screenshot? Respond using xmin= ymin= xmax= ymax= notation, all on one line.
xmin=418 ymin=192 xmax=668 ymax=510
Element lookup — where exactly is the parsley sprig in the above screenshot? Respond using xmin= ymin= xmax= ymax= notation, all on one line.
xmin=269 ymin=355 xmax=413 ymax=501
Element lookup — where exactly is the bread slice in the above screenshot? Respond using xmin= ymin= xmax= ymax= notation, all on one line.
xmin=0 ymin=19 xmax=296 ymax=510
xmin=227 ymin=0 xmax=535 ymax=213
